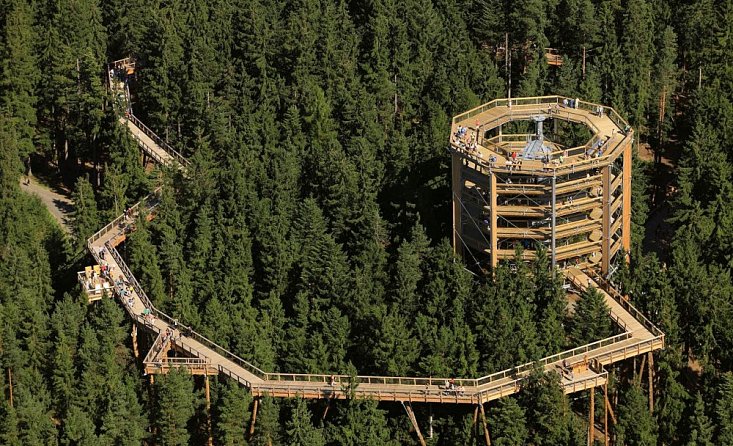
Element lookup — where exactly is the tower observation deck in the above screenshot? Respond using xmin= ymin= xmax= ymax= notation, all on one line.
xmin=449 ymin=96 xmax=632 ymax=273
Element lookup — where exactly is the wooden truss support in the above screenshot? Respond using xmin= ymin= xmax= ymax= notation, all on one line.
xmin=648 ymin=351 xmax=655 ymax=414
xmin=473 ymin=405 xmax=479 ymax=439
xmin=205 ymin=375 xmax=213 ymax=446
xmin=403 ymin=402 xmax=427 ymax=446
xmin=479 ymin=403 xmax=492 ymax=446
xmin=588 ymin=388 xmax=595 ymax=446
xmin=248 ymin=397 xmax=259 ymax=440
xmin=131 ymin=324 xmax=139 ymax=360
xmin=604 ymin=388 xmax=617 ymax=425
xmin=604 ymin=384 xmax=609 ymax=446
xmin=636 ymin=352 xmax=647 ymax=385
xmin=322 ymin=396 xmax=333 ymax=420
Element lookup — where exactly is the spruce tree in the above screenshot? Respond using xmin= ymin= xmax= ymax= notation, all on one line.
xmin=717 ymin=373 xmax=733 ymax=445
xmin=153 ymin=368 xmax=198 ymax=446
xmin=286 ymin=398 xmax=325 ymax=446
xmin=687 ymin=392 xmax=715 ymax=446
xmin=570 ymin=286 xmax=613 ymax=344
xmin=71 ymin=176 xmax=100 ymax=251
xmin=616 ymin=384 xmax=657 ymax=446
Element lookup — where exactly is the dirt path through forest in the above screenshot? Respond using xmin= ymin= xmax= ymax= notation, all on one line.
xmin=20 ymin=176 xmax=74 ymax=233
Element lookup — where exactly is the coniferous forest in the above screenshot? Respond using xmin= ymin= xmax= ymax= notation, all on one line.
xmin=1 ymin=0 xmax=733 ymax=444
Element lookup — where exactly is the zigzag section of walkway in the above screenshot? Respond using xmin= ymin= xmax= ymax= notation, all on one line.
xmin=87 ymin=98 xmax=663 ymax=405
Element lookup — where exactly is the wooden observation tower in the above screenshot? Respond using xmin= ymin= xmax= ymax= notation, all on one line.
xmin=449 ymin=96 xmax=633 ymax=275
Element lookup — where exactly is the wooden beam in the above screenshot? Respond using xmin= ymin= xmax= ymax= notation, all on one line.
xmin=452 ymin=154 xmax=464 ymax=258
xmin=604 ymin=384 xmax=609 ymax=446
xmin=601 ymin=166 xmax=611 ymax=274
xmin=490 ymin=173 xmax=498 ymax=269
xmin=588 ymin=388 xmax=595 ymax=446
xmin=248 ymin=398 xmax=259 ymax=440
xmin=622 ymin=138 xmax=632 ymax=253
xmin=205 ymin=375 xmax=213 ymax=446
xmin=604 ymin=390 xmax=617 ymax=425
xmin=648 ymin=352 xmax=654 ymax=414
xmin=636 ymin=353 xmax=647 ymax=386
xmin=403 ymin=403 xmax=427 ymax=446
xmin=322 ymin=397 xmax=332 ymax=420
xmin=479 ymin=403 xmax=492 ymax=446
xmin=131 ymin=324 xmax=139 ymax=360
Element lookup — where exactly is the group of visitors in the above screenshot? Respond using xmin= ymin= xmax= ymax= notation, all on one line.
xmin=443 ymin=378 xmax=466 ymax=396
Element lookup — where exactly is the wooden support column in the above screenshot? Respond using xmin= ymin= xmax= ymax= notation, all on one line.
xmin=403 ymin=403 xmax=427 ymax=446
xmin=551 ymin=173 xmax=557 ymax=271
xmin=604 ymin=389 xmax=617 ymax=425
xmin=322 ymin=397 xmax=332 ymax=420
xmin=622 ymin=137 xmax=633 ymax=255
xmin=490 ymin=173 xmax=498 ymax=269
xmin=601 ymin=165 xmax=611 ymax=274
xmin=452 ymin=154 xmax=464 ymax=258
xmin=248 ymin=398 xmax=259 ymax=440
xmin=131 ymin=324 xmax=139 ymax=360
xmin=588 ymin=389 xmax=595 ymax=446
xmin=205 ymin=375 xmax=213 ymax=446
xmin=479 ymin=403 xmax=492 ymax=446
xmin=648 ymin=352 xmax=655 ymax=414
xmin=473 ymin=405 xmax=480 ymax=441
xmin=604 ymin=384 xmax=609 ymax=446
xmin=636 ymin=353 xmax=647 ymax=385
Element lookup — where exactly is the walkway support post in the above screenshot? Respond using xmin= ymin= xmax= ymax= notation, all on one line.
xmin=588 ymin=388 xmax=595 ymax=446
xmin=248 ymin=398 xmax=259 ymax=440
xmin=479 ymin=403 xmax=492 ymax=446
xmin=132 ymin=324 xmax=139 ymax=359
xmin=403 ymin=402 xmax=427 ymax=446
xmin=551 ymin=173 xmax=557 ymax=271
xmin=604 ymin=383 xmax=609 ymax=446
xmin=648 ymin=352 xmax=654 ymax=413
xmin=205 ymin=374 xmax=213 ymax=446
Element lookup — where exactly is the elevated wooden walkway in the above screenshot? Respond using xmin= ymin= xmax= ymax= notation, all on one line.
xmin=83 ymin=85 xmax=662 ymax=406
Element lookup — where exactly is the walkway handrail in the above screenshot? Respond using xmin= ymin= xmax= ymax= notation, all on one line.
xmin=588 ymin=271 xmax=665 ymax=338
xmin=126 ymin=114 xmax=190 ymax=168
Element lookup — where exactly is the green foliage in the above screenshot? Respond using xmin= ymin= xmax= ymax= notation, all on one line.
xmin=570 ymin=286 xmax=612 ymax=345
xmin=616 ymin=383 xmax=657 ymax=446
xmin=489 ymin=397 xmax=529 ymax=446
xmin=285 ymin=398 xmax=325 ymax=446
xmin=153 ymin=368 xmax=198 ymax=446
xmin=71 ymin=176 xmax=100 ymax=250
